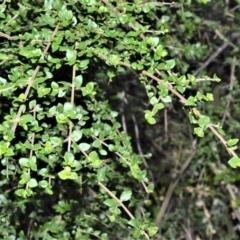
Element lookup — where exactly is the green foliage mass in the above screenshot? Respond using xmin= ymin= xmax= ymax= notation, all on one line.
xmin=1 ymin=0 xmax=240 ymax=239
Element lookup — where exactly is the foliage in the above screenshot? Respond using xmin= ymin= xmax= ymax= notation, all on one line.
xmin=1 ymin=0 xmax=240 ymax=239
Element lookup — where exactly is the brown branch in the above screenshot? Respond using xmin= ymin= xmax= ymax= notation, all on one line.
xmin=194 ymin=31 xmax=240 ymax=76
xmin=0 ymin=31 xmax=13 ymax=40
xmin=1 ymin=0 xmax=7 ymax=6
xmin=221 ymin=56 xmax=237 ymax=127
xmin=67 ymin=42 xmax=78 ymax=152
xmin=11 ymin=23 xmax=60 ymax=132
xmin=137 ymin=2 xmax=176 ymax=8
xmin=155 ymin=145 xmax=197 ymax=227
xmin=98 ymin=182 xmax=150 ymax=240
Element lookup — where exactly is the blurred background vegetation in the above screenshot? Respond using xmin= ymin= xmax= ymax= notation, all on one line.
xmin=105 ymin=0 xmax=240 ymax=239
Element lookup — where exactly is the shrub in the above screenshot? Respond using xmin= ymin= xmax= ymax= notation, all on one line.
xmin=1 ymin=0 xmax=240 ymax=239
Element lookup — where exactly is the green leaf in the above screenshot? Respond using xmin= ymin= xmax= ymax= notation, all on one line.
xmin=157 ymin=63 xmax=166 ymax=70
xmin=133 ymin=229 xmax=141 ymax=238
xmin=128 ymin=219 xmax=141 ymax=228
xmin=154 ymin=45 xmax=168 ymax=60
xmin=99 ymin=149 xmax=107 ymax=155
xmin=120 ymin=189 xmax=132 ymax=202
xmin=165 ymin=59 xmax=175 ymax=69
xmin=228 ymin=157 xmax=240 ymax=168
xmin=20 ymin=172 xmax=31 ymax=185
xmin=104 ymin=199 xmax=118 ymax=207
xmin=37 ymin=87 xmax=51 ymax=97
xmin=39 ymin=180 xmax=48 ymax=188
xmin=71 ymin=130 xmax=82 ymax=142
xmin=109 ymin=215 xmax=115 ymax=222
xmin=19 ymin=47 xmax=41 ymax=58
xmin=147 ymin=117 xmax=156 ymax=125
xmin=185 ymin=96 xmax=196 ymax=106
xmin=19 ymin=158 xmax=29 ymax=168
xmin=92 ymin=139 xmax=101 ymax=148
xmin=88 ymin=151 xmax=102 ymax=167
xmin=56 ymin=113 xmax=69 ymax=123
xmin=227 ymin=138 xmax=239 ymax=147
xmin=58 ymin=167 xmax=70 ymax=180
xmin=176 ymin=85 xmax=185 ymax=93
xmin=74 ymin=75 xmax=83 ymax=88
xmin=28 ymin=178 xmax=38 ymax=188
xmin=144 ymin=110 xmax=152 ymax=119
xmin=45 ymin=141 xmax=52 ymax=153
xmin=15 ymin=189 xmax=25 ymax=197
xmin=58 ymin=167 xmax=78 ymax=180
xmin=58 ymin=5 xmax=72 ymax=23
xmin=68 ymin=172 xmax=78 ymax=180
xmin=188 ymin=112 xmax=197 ymax=124
xmin=150 ymin=96 xmax=158 ymax=105
xmin=86 ymin=82 xmax=94 ymax=92
xmin=29 ymin=156 xmax=37 ymax=171
xmin=79 ymin=59 xmax=89 ymax=69
xmin=79 ymin=143 xmax=91 ymax=151
xmin=18 ymin=93 xmax=26 ymax=102
xmin=161 ymin=95 xmax=172 ymax=103
xmin=66 ymin=49 xmax=76 ymax=64
xmin=107 ymin=55 xmax=119 ymax=66
xmin=154 ymin=103 xmax=164 ymax=111
xmin=41 ymin=13 xmax=56 ymax=25
xmin=148 ymin=226 xmax=158 ymax=236
xmin=97 ymin=167 xmax=106 ymax=181
xmin=217 ymin=127 xmax=225 ymax=136
xmin=82 ymin=82 xmax=96 ymax=96
xmin=0 ymin=53 xmax=8 ymax=60
xmin=194 ymin=127 xmax=204 ymax=137
xmin=65 ymin=10 xmax=73 ymax=21
xmin=146 ymin=37 xmax=159 ymax=46
xmin=51 ymin=81 xmax=59 ymax=89
xmin=19 ymin=114 xmax=33 ymax=123
xmin=147 ymin=183 xmax=154 ymax=193
xmin=50 ymin=137 xmax=62 ymax=145
xmin=198 ymin=115 xmax=210 ymax=128
xmin=213 ymin=74 xmax=221 ymax=82
xmin=206 ymin=93 xmax=214 ymax=101
xmin=64 ymin=152 xmax=75 ymax=163
xmin=63 ymin=102 xmax=74 ymax=113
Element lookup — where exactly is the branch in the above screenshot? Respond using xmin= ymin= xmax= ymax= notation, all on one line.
xmin=98 ymin=182 xmax=150 ymax=240
xmin=11 ymin=23 xmax=60 ymax=132
xmin=0 ymin=31 xmax=12 ymax=40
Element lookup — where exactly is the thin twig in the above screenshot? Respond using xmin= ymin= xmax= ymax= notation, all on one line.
xmin=164 ymin=108 xmax=168 ymax=139
xmin=0 ymin=31 xmax=13 ymax=40
xmin=99 ymin=182 xmax=135 ymax=219
xmin=11 ymin=23 xmax=60 ymax=132
xmin=120 ymin=91 xmax=128 ymax=134
xmin=0 ymin=55 xmax=13 ymax=65
xmin=67 ymin=42 xmax=78 ymax=152
xmin=1 ymin=0 xmax=7 ymax=6
xmin=94 ymin=136 xmax=150 ymax=193
xmin=155 ymin=143 xmax=197 ymax=227
xmin=98 ymin=182 xmax=150 ymax=240
xmin=121 ymin=92 xmax=154 ymax=181
xmin=137 ymin=2 xmax=176 ymax=7
xmin=221 ymin=56 xmax=236 ymax=127
xmin=226 ymin=184 xmax=240 ymax=222
xmin=194 ymin=32 xmax=240 ymax=76
xmin=131 ymin=113 xmax=154 ymax=181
